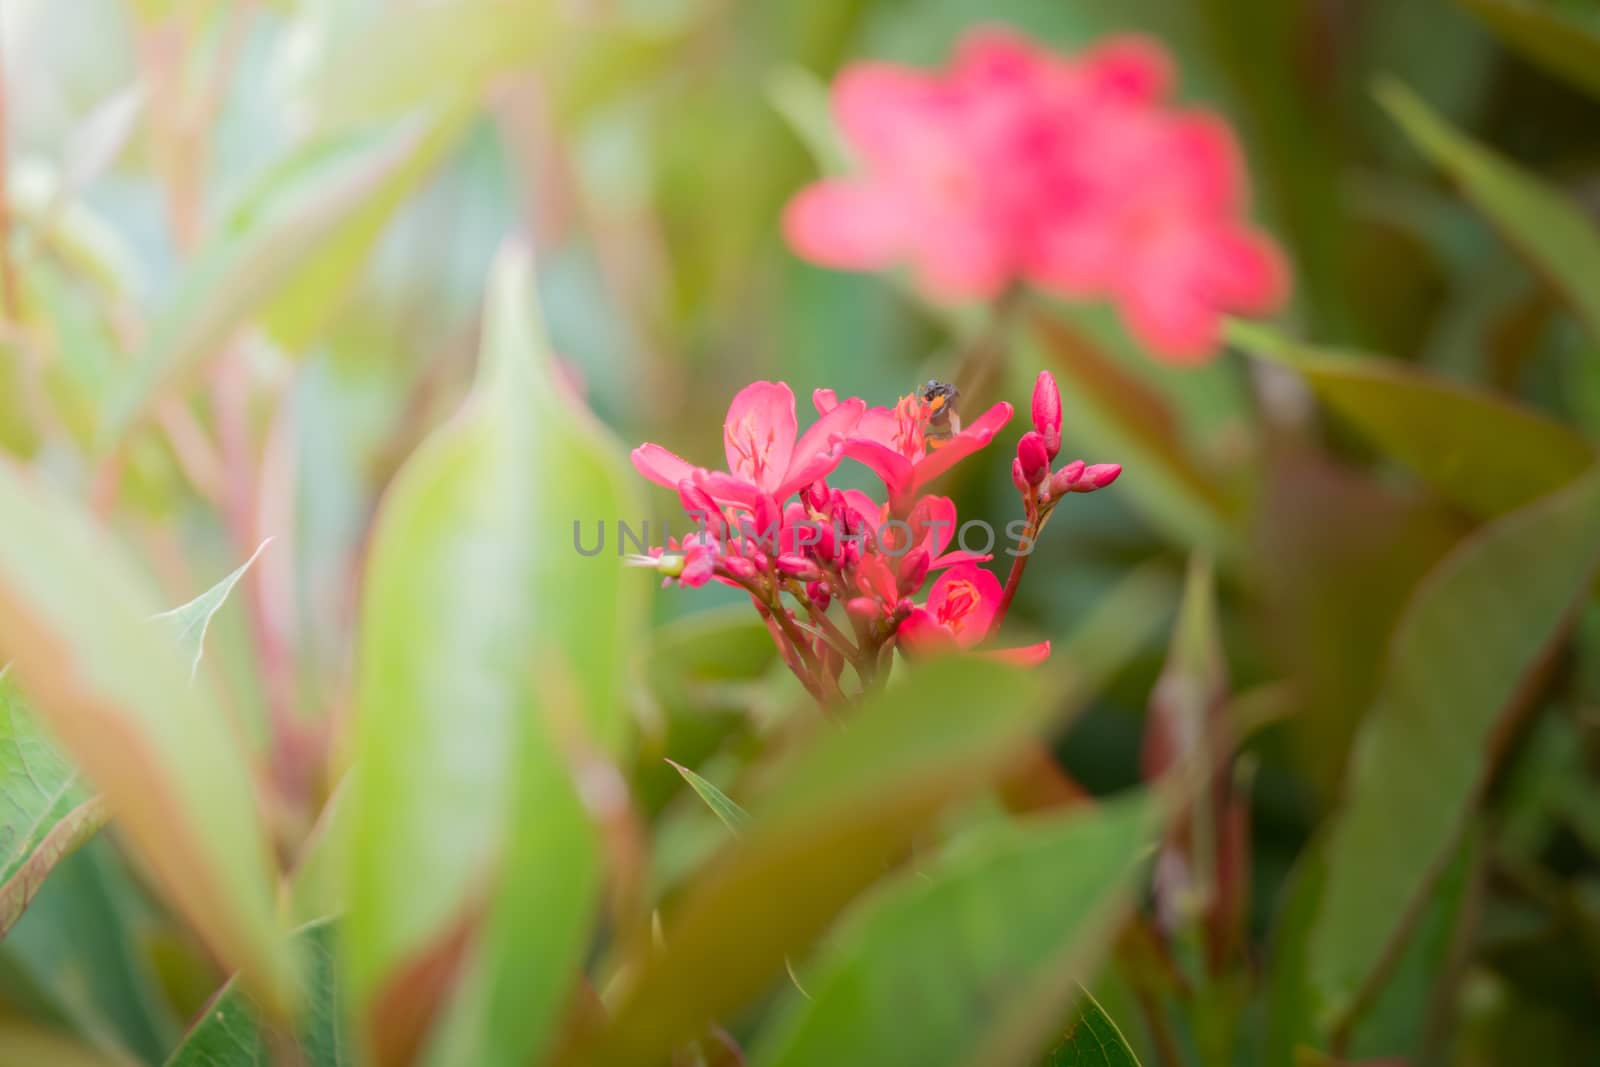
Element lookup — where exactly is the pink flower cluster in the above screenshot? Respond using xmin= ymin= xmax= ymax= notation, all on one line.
xmin=783 ymin=28 xmax=1288 ymax=363
xmin=629 ymin=374 xmax=1118 ymax=702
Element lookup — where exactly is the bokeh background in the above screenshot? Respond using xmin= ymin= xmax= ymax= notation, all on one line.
xmin=2 ymin=1 xmax=1600 ymax=1065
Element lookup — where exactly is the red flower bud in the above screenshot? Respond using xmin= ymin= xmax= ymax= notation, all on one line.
xmin=1012 ymin=457 xmax=1030 ymax=495
xmin=806 ymin=580 xmax=832 ymax=612
xmin=723 ymin=555 xmax=758 ymax=580
xmin=1073 ymin=463 xmax=1122 ymax=491
xmin=897 ymin=547 xmax=931 ymax=597
xmin=802 ymin=480 xmax=830 ymax=512
xmin=1016 ymin=431 xmax=1050 ymax=486
xmin=1031 ymin=370 xmax=1062 ymax=458
xmin=845 ymin=596 xmax=881 ymax=624
xmin=1048 ymin=459 xmax=1086 ymax=497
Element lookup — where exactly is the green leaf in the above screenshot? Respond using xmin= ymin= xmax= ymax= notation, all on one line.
xmin=164 ymin=919 xmax=347 ymax=1067
xmin=101 ymin=114 xmax=463 ymax=444
xmin=1379 ymin=79 xmax=1600 ymax=347
xmin=1459 ymin=0 xmax=1600 ymax=101
xmin=0 ymin=675 xmax=98 ymax=936
xmin=1041 ymin=989 xmax=1144 ymax=1067
xmin=153 ymin=540 xmax=269 ymax=678
xmin=0 ymin=840 xmax=182 ymax=1064
xmin=751 ymin=794 xmax=1155 ymax=1067
xmin=0 ymin=465 xmax=296 ymax=1016
xmin=667 ymin=759 xmax=751 ymax=836
xmin=1309 ymin=464 xmax=1600 ymax=1030
xmin=346 ymin=244 xmax=643 ymax=1067
xmin=567 ymin=656 xmax=1075 ymax=1067
xmin=1229 ymin=321 xmax=1596 ymax=517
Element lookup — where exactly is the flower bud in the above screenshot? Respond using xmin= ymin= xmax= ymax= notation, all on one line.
xmin=802 ymin=480 xmax=830 ymax=512
xmin=1048 ymin=460 xmax=1086 ymax=497
xmin=1074 ymin=463 xmax=1123 ymax=491
xmin=806 ymin=580 xmax=832 ymax=612
xmin=845 ymin=597 xmax=881 ymax=624
xmin=1012 ymin=457 xmax=1030 ymax=495
xmin=897 ymin=547 xmax=931 ymax=597
xmin=1016 ymin=431 xmax=1051 ymax=487
xmin=777 ymin=554 xmax=821 ymax=581
xmin=723 ymin=555 xmax=758 ymax=580
xmin=1031 ymin=370 xmax=1062 ymax=458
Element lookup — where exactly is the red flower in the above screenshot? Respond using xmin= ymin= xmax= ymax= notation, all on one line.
xmin=782 ymin=27 xmax=1288 ymax=364
xmin=897 ymin=563 xmax=1050 ymax=666
xmin=815 ymin=388 xmax=1012 ymax=512
xmin=632 ymin=381 xmax=865 ymax=506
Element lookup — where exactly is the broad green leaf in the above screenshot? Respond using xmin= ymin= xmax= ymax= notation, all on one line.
xmin=1309 ymin=464 xmax=1600 ymax=1030
xmin=751 ymin=794 xmax=1155 ymax=1067
xmin=0 ymin=464 xmax=295 ymax=1015
xmin=1379 ymin=79 xmax=1600 ymax=347
xmin=1026 ymin=311 xmax=1238 ymax=554
xmin=0 ymin=839 xmax=182 ymax=1064
xmin=0 ymin=675 xmax=100 ymax=938
xmin=568 ymin=656 xmax=1070 ymax=1067
xmin=153 ymin=540 xmax=269 ymax=678
xmin=347 ymin=245 xmax=642 ymax=1067
xmin=667 ymin=759 xmax=751 ymax=836
xmin=101 ymin=114 xmax=462 ymax=444
xmin=164 ymin=919 xmax=346 ymax=1067
xmin=1229 ymin=321 xmax=1596 ymax=517
xmin=1460 ymin=0 xmax=1600 ymax=100
xmin=1041 ymin=990 xmax=1143 ymax=1067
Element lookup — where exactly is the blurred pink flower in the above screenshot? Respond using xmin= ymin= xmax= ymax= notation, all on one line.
xmin=782 ymin=27 xmax=1288 ymax=363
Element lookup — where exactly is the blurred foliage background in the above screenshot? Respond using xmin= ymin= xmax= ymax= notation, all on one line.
xmin=2 ymin=0 xmax=1600 ymax=1065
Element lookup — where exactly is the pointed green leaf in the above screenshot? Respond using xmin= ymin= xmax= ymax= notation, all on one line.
xmin=668 ymin=760 xmax=751 ymax=836
xmin=164 ymin=919 xmax=347 ymax=1067
xmin=0 ymin=464 xmax=296 ymax=1015
xmin=751 ymin=794 xmax=1155 ymax=1067
xmin=1379 ymin=79 xmax=1600 ymax=347
xmin=102 ymin=114 xmax=463 ymax=444
xmin=1229 ymin=322 xmax=1596 ymax=517
xmin=347 ymin=245 xmax=643 ymax=1067
xmin=1042 ymin=990 xmax=1144 ymax=1067
xmin=153 ymin=540 xmax=269 ymax=678
xmin=1310 ymin=464 xmax=1600 ymax=1029
xmin=1460 ymin=0 xmax=1600 ymax=101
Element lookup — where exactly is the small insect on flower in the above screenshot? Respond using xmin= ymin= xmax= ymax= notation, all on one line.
xmin=919 ymin=379 xmax=961 ymax=449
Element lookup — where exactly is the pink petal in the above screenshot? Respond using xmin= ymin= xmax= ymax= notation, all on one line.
xmin=723 ymin=381 xmax=798 ymax=494
xmin=833 ymin=62 xmax=953 ymax=170
xmin=813 ymin=388 xmax=841 ymax=415
xmin=909 ymin=401 xmax=1013 ymax=488
xmin=896 ymin=607 xmax=959 ymax=659
xmin=783 ymin=181 xmax=911 ymax=270
xmin=779 ymin=397 xmax=867 ymax=498
xmin=1079 ymin=35 xmax=1173 ymax=104
xmin=1119 ymin=271 xmax=1222 ymax=364
xmin=695 ymin=470 xmax=765 ymax=509
xmin=910 ymin=215 xmax=1014 ymax=302
xmin=930 ymin=549 xmax=993 ymax=570
xmin=907 ymin=495 xmax=958 ymax=556
xmin=1198 ymin=225 xmax=1289 ymax=314
xmin=981 ymin=641 xmax=1051 ymax=667
xmin=839 ymin=488 xmax=885 ymax=531
xmin=928 ymin=563 xmax=1003 ymax=646
xmin=631 ymin=443 xmax=700 ymax=491
xmin=843 ymin=439 xmax=917 ymax=507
